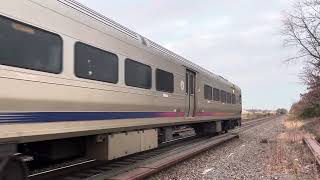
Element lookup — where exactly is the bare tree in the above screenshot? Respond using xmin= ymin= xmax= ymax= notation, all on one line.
xmin=283 ymin=0 xmax=320 ymax=107
xmin=283 ymin=1 xmax=320 ymax=59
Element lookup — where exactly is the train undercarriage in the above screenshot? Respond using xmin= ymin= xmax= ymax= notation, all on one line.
xmin=0 ymin=119 xmax=241 ymax=179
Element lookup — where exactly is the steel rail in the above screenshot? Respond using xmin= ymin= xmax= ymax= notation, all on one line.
xmin=28 ymin=116 xmax=277 ymax=180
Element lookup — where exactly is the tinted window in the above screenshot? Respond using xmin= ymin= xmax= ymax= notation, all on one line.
xmin=186 ymin=74 xmax=189 ymax=94
xmin=213 ymin=88 xmax=220 ymax=101
xmin=75 ymin=42 xmax=118 ymax=83
xmin=232 ymin=94 xmax=236 ymax=104
xmin=221 ymin=90 xmax=227 ymax=103
xmin=204 ymin=85 xmax=212 ymax=100
xmin=189 ymin=74 xmax=194 ymax=95
xmin=0 ymin=16 xmax=62 ymax=73
xmin=156 ymin=69 xmax=174 ymax=93
xmin=227 ymin=92 xmax=232 ymax=104
xmin=125 ymin=59 xmax=151 ymax=89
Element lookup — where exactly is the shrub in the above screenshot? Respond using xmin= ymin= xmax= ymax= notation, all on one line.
xmin=299 ymin=102 xmax=320 ymax=118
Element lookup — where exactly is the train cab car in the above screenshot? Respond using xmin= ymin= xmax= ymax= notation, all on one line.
xmin=0 ymin=0 xmax=242 ymax=167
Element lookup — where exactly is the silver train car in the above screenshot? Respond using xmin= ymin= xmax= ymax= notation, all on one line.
xmin=0 ymin=0 xmax=241 ymax=165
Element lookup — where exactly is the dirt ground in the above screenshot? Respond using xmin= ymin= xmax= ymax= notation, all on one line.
xmin=148 ymin=116 xmax=320 ymax=180
xmin=266 ymin=116 xmax=320 ymax=180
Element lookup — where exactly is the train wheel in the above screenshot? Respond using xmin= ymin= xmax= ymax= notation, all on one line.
xmin=0 ymin=156 xmax=28 ymax=180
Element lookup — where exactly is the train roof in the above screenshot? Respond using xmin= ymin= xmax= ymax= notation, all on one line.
xmin=57 ymin=0 xmax=239 ymax=90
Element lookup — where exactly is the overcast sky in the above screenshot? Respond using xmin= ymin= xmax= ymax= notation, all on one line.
xmin=77 ymin=0 xmax=305 ymax=110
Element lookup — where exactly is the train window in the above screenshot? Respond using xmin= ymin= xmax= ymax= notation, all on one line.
xmin=213 ymin=88 xmax=220 ymax=101
xmin=125 ymin=59 xmax=152 ymax=89
xmin=75 ymin=42 xmax=118 ymax=83
xmin=232 ymin=94 xmax=236 ymax=104
xmin=204 ymin=85 xmax=212 ymax=100
xmin=185 ymin=74 xmax=189 ymax=94
xmin=220 ymin=90 xmax=227 ymax=103
xmin=0 ymin=15 xmax=62 ymax=73
xmin=156 ymin=69 xmax=174 ymax=93
xmin=189 ymin=75 xmax=194 ymax=95
xmin=227 ymin=92 xmax=232 ymax=104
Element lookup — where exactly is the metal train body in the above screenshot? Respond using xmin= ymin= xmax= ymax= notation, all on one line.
xmin=0 ymin=0 xmax=241 ymax=162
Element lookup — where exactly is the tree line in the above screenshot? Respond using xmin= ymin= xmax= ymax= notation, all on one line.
xmin=283 ymin=0 xmax=320 ymax=118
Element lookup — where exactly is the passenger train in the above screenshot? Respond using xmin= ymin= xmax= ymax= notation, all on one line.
xmin=0 ymin=0 xmax=241 ymax=170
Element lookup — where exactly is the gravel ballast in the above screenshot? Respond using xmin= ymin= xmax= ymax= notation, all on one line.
xmin=148 ymin=116 xmax=319 ymax=180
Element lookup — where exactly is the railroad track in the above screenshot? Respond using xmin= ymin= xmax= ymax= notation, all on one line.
xmin=236 ymin=116 xmax=275 ymax=132
xmin=28 ymin=116 xmax=277 ymax=180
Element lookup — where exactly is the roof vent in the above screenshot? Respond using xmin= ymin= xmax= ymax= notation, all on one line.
xmin=144 ymin=38 xmax=218 ymax=78
xmin=57 ymin=0 xmax=224 ymax=82
xmin=57 ymin=0 xmax=139 ymax=40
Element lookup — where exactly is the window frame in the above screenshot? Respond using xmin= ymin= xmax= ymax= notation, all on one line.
xmin=185 ymin=74 xmax=189 ymax=94
xmin=125 ymin=58 xmax=152 ymax=89
xmin=213 ymin=88 xmax=220 ymax=101
xmin=204 ymin=84 xmax=213 ymax=100
xmin=189 ymin=74 xmax=195 ymax=95
xmin=232 ymin=94 xmax=236 ymax=104
xmin=156 ymin=68 xmax=174 ymax=93
xmin=220 ymin=90 xmax=227 ymax=103
xmin=0 ymin=15 xmax=63 ymax=74
xmin=226 ymin=92 xmax=232 ymax=104
xmin=74 ymin=41 xmax=119 ymax=84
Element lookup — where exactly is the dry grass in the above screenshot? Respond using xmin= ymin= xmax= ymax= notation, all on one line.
xmin=267 ymin=116 xmax=320 ymax=179
xmin=302 ymin=118 xmax=320 ymax=141
xmin=241 ymin=113 xmax=272 ymax=122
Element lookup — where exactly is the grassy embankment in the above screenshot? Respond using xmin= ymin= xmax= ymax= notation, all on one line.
xmin=266 ymin=115 xmax=320 ymax=179
xmin=241 ymin=113 xmax=273 ymax=122
xmin=294 ymin=116 xmax=320 ymax=141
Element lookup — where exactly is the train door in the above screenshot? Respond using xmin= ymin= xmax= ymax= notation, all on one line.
xmin=185 ymin=70 xmax=196 ymax=117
